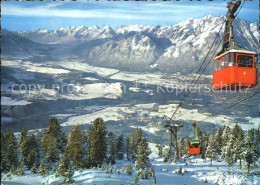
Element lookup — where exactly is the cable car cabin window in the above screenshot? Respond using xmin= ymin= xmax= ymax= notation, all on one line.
xmin=218 ymin=60 xmax=221 ymax=70
xmin=237 ymin=55 xmax=253 ymax=68
xmin=229 ymin=53 xmax=235 ymax=66
xmin=213 ymin=60 xmax=218 ymax=72
xmin=224 ymin=54 xmax=228 ymax=67
xmin=255 ymin=55 xmax=258 ymax=68
xmin=221 ymin=57 xmax=225 ymax=69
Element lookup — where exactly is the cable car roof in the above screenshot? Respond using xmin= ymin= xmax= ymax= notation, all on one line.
xmin=214 ymin=49 xmax=258 ymax=60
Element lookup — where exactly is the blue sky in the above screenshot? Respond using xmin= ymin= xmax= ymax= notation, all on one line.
xmin=2 ymin=0 xmax=259 ymax=31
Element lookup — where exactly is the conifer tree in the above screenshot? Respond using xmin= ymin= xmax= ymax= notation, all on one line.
xmin=18 ymin=128 xmax=27 ymax=160
xmin=231 ymin=123 xmax=242 ymax=141
xmin=47 ymin=117 xmax=67 ymax=151
xmin=121 ymin=165 xmax=125 ymax=173
xmin=39 ymin=157 xmax=49 ymax=176
xmin=222 ymin=125 xmax=230 ymax=147
xmin=41 ymin=133 xmax=59 ymax=163
xmin=226 ymin=146 xmax=233 ymax=173
xmin=206 ymin=134 xmax=216 ymax=167
xmin=129 ymin=128 xmax=142 ymax=161
xmin=86 ymin=117 xmax=107 ymax=168
xmin=138 ymin=168 xmax=145 ymax=179
xmin=178 ymin=138 xmax=186 ymax=157
xmin=101 ymin=163 xmax=105 ymax=171
xmin=215 ymin=127 xmax=223 ymax=155
xmin=8 ymin=165 xmax=15 ymax=176
xmin=234 ymin=128 xmax=244 ymax=169
xmin=31 ymin=163 xmax=37 ymax=174
xmin=253 ymin=126 xmax=260 ymax=159
xmin=133 ymin=175 xmax=139 ymax=184
xmin=58 ymin=148 xmax=74 ymax=184
xmin=23 ymin=134 xmax=40 ymax=169
xmin=126 ymin=136 xmax=130 ymax=161
xmin=116 ymin=134 xmax=124 ymax=160
xmin=106 ymin=162 xmax=113 ymax=174
xmin=136 ymin=137 xmax=151 ymax=170
xmin=5 ymin=130 xmax=19 ymax=171
xmin=201 ymin=133 xmax=208 ymax=162
xmin=126 ymin=163 xmax=133 ymax=175
xmin=1 ymin=132 xmax=8 ymax=172
xmin=68 ymin=124 xmax=85 ymax=169
xmin=16 ymin=160 xmax=25 ymax=176
xmin=243 ymin=129 xmax=258 ymax=173
xmin=156 ymin=143 xmax=165 ymax=158
xmin=108 ymin=132 xmax=116 ymax=164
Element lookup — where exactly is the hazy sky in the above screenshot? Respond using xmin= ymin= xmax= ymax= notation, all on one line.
xmin=2 ymin=0 xmax=259 ymax=31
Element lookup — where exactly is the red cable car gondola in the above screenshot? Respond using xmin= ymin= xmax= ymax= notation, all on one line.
xmin=212 ymin=0 xmax=258 ymax=90
xmin=187 ymin=122 xmax=201 ymax=155
xmin=213 ymin=49 xmax=258 ymax=90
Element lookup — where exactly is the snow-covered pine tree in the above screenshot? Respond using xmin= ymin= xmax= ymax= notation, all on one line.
xmin=253 ymin=126 xmax=260 ymax=159
xmin=201 ymin=133 xmax=209 ymax=162
xmin=126 ymin=163 xmax=133 ymax=175
xmin=133 ymin=175 xmax=139 ymax=184
xmin=234 ymin=128 xmax=244 ymax=169
xmin=116 ymin=134 xmax=125 ymax=160
xmin=129 ymin=128 xmax=143 ymax=162
xmin=225 ymin=145 xmax=233 ymax=173
xmin=138 ymin=168 xmax=145 ymax=179
xmin=178 ymin=138 xmax=186 ymax=158
xmin=1 ymin=132 xmax=8 ymax=172
xmin=86 ymin=117 xmax=107 ymax=168
xmin=222 ymin=125 xmax=230 ymax=147
xmin=215 ymin=127 xmax=223 ymax=155
xmin=231 ymin=123 xmax=242 ymax=140
xmin=121 ymin=165 xmax=125 ymax=172
xmin=156 ymin=143 xmax=165 ymax=158
xmin=101 ymin=163 xmax=105 ymax=171
xmin=58 ymin=148 xmax=74 ymax=184
xmin=23 ymin=134 xmax=40 ymax=170
xmin=39 ymin=157 xmax=49 ymax=176
xmin=106 ymin=162 xmax=113 ymax=174
xmin=46 ymin=117 xmax=67 ymax=152
xmin=7 ymin=165 xmax=15 ymax=177
xmin=206 ymin=134 xmax=216 ymax=167
xmin=221 ymin=125 xmax=231 ymax=159
xmin=31 ymin=163 xmax=37 ymax=174
xmin=16 ymin=160 xmax=25 ymax=176
xmin=5 ymin=130 xmax=19 ymax=171
xmin=18 ymin=128 xmax=27 ymax=161
xmin=41 ymin=132 xmax=59 ymax=163
xmin=243 ymin=129 xmax=258 ymax=174
xmin=108 ymin=132 xmax=116 ymax=164
xmin=126 ymin=136 xmax=130 ymax=161
xmin=68 ymin=124 xmax=85 ymax=169
xmin=136 ymin=137 xmax=151 ymax=170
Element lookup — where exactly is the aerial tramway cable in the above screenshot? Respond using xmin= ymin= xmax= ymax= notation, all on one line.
xmin=197 ymin=90 xmax=260 ymax=123
xmin=169 ymin=0 xmax=246 ymax=120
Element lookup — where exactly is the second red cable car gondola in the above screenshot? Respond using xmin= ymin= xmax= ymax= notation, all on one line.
xmin=212 ymin=0 xmax=258 ymax=90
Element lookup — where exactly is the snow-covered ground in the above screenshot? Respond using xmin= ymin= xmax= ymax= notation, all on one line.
xmin=1 ymin=96 xmax=32 ymax=106
xmin=59 ymin=102 xmax=259 ymax=131
xmin=2 ymin=150 xmax=259 ymax=185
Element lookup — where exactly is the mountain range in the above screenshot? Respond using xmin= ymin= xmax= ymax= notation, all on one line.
xmin=2 ymin=15 xmax=259 ymax=74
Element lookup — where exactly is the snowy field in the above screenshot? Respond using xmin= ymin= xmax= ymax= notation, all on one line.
xmin=2 ymin=150 xmax=259 ymax=185
xmin=59 ymin=102 xmax=259 ymax=131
